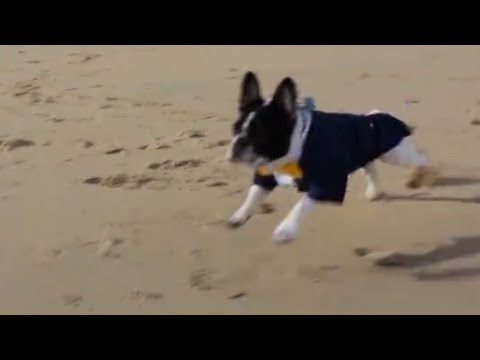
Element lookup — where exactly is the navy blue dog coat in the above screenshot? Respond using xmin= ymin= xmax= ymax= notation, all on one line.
xmin=254 ymin=110 xmax=412 ymax=203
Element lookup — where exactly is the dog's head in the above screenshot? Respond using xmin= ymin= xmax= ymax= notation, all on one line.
xmin=226 ymin=72 xmax=298 ymax=168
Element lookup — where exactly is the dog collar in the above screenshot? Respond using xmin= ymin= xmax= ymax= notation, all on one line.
xmin=257 ymin=162 xmax=303 ymax=177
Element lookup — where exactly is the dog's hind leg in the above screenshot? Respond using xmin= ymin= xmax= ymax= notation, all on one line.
xmin=379 ymin=137 xmax=439 ymax=189
xmin=362 ymin=162 xmax=382 ymax=201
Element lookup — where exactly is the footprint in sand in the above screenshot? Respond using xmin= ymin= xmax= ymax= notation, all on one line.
xmin=171 ymin=159 xmax=205 ymax=169
xmin=14 ymin=87 xmax=42 ymax=104
xmin=145 ymin=161 xmax=170 ymax=170
xmin=83 ymin=177 xmax=102 ymax=185
xmin=193 ymin=177 xmax=209 ymax=184
xmin=353 ymin=247 xmax=372 ymax=257
xmin=201 ymin=115 xmax=217 ymax=120
xmin=228 ymin=292 xmax=247 ymax=300
xmin=96 ymin=237 xmax=125 ymax=259
xmin=28 ymin=92 xmax=42 ymax=104
xmin=173 ymin=130 xmax=206 ymax=143
xmin=129 ymin=100 xmax=159 ymax=108
xmin=207 ymin=181 xmax=228 ymax=188
xmin=82 ymin=174 xmax=158 ymax=190
xmin=297 ymin=264 xmax=339 ymax=283
xmin=104 ymin=148 xmax=125 ymax=155
xmin=176 ymin=130 xmax=206 ymax=139
xmin=358 ymin=72 xmax=372 ymax=80
xmin=129 ymin=290 xmax=163 ymax=302
xmin=146 ymin=163 xmax=162 ymax=170
xmin=74 ymin=139 xmax=95 ymax=149
xmin=138 ymin=140 xmax=170 ymax=150
xmin=13 ymin=83 xmax=40 ymax=97
xmin=146 ymin=159 xmax=205 ymax=171
xmin=205 ymin=139 xmax=229 ymax=149
xmin=2 ymin=138 xmax=35 ymax=151
xmin=82 ymin=140 xmax=95 ymax=149
xmin=46 ymin=116 xmax=64 ymax=123
xmin=171 ymin=110 xmax=188 ymax=116
xmin=12 ymin=81 xmax=58 ymax=105
xmin=67 ymin=53 xmax=102 ymax=64
xmin=82 ymin=54 xmax=101 ymax=63
xmin=62 ymin=294 xmax=83 ymax=308
xmin=189 ymin=268 xmax=217 ymax=291
xmin=154 ymin=143 xmax=170 ymax=150
xmin=44 ymin=96 xmax=59 ymax=104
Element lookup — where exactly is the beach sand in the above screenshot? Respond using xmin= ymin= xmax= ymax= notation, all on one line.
xmin=0 ymin=45 xmax=479 ymax=314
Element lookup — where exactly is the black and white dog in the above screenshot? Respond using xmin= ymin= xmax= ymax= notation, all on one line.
xmin=226 ymin=72 xmax=438 ymax=244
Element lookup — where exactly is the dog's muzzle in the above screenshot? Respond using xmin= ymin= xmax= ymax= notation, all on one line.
xmin=226 ymin=136 xmax=249 ymax=163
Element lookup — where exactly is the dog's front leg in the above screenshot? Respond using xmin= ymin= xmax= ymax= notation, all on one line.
xmin=228 ymin=185 xmax=270 ymax=228
xmin=273 ymin=195 xmax=317 ymax=244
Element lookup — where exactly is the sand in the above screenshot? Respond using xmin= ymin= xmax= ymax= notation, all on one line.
xmin=0 ymin=45 xmax=479 ymax=314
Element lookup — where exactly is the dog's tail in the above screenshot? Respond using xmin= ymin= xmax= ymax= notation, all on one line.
xmin=407 ymin=125 xmax=416 ymax=134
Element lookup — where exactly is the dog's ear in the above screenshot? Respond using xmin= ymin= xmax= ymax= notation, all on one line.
xmin=272 ymin=77 xmax=297 ymax=118
xmin=239 ymin=71 xmax=262 ymax=111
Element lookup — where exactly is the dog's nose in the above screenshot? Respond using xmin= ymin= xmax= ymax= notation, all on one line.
xmin=226 ymin=136 xmax=248 ymax=163
xmin=226 ymin=154 xmax=239 ymax=163
xmin=225 ymin=147 xmax=237 ymax=163
xmin=225 ymin=138 xmax=242 ymax=163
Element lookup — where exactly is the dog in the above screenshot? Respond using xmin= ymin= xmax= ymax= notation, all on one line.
xmin=226 ymin=71 xmax=439 ymax=244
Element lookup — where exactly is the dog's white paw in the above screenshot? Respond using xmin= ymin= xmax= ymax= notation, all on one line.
xmin=227 ymin=209 xmax=251 ymax=229
xmin=273 ymin=220 xmax=298 ymax=244
xmin=365 ymin=185 xmax=382 ymax=202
